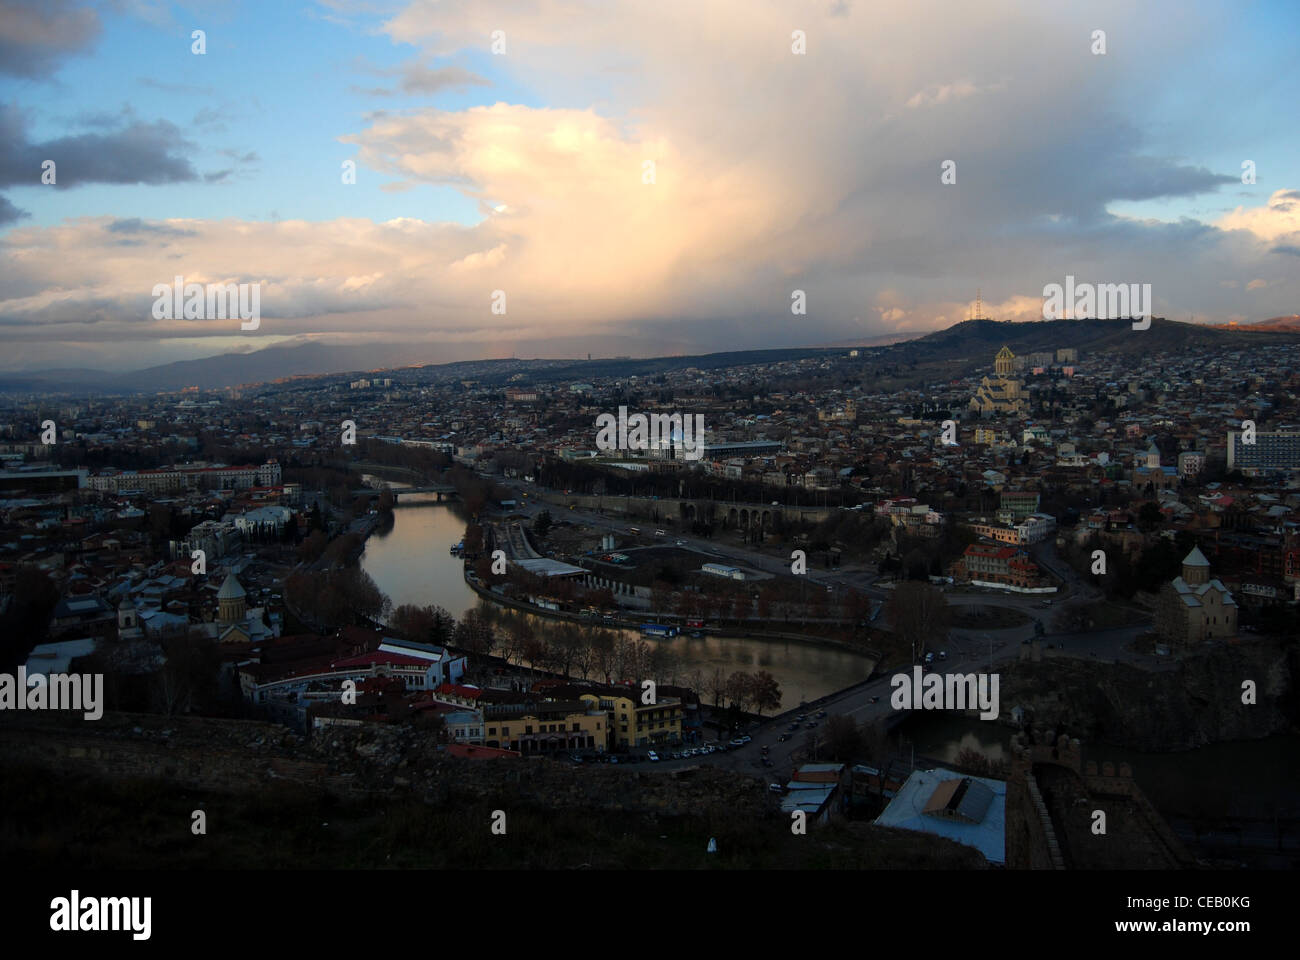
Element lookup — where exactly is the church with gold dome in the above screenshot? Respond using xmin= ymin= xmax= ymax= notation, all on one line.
xmin=969 ymin=345 xmax=1027 ymax=417
xmin=200 ymin=571 xmax=272 ymax=644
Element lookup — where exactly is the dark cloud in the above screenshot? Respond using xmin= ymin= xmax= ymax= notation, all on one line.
xmin=0 ymin=195 xmax=29 ymax=225
xmin=399 ymin=64 xmax=488 ymax=95
xmin=0 ymin=0 xmax=101 ymax=78
xmin=203 ymin=168 xmax=234 ymax=183
xmin=104 ymin=218 xmax=195 ymax=236
xmin=1269 ymin=245 xmax=1300 ymax=257
xmin=0 ymin=104 xmax=198 ymax=188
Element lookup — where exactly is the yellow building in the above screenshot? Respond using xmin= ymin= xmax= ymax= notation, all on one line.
xmin=969 ymin=346 xmax=1027 ymax=417
xmin=483 ymin=700 xmax=607 ymax=755
xmin=579 ymin=689 xmax=683 ymax=749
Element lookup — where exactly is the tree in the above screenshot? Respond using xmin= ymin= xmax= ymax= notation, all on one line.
xmin=725 ymin=671 xmax=754 ymax=712
xmin=823 ymin=714 xmax=862 ymax=761
xmin=888 ymin=580 xmax=952 ymax=663
xmin=152 ymin=631 xmax=221 ymax=716
xmin=1137 ymin=501 xmax=1164 ymax=531
xmin=533 ymin=510 xmax=553 ymax=538
xmin=708 ymin=666 xmax=728 ymax=710
xmin=750 ymin=670 xmax=782 ymax=716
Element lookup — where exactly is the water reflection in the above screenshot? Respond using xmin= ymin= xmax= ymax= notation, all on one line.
xmin=359 ymin=490 xmax=876 ymax=705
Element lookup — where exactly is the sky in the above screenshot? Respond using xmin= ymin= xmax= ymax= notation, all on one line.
xmin=0 ymin=0 xmax=1298 ymax=373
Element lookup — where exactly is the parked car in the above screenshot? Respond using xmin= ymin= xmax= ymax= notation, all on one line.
xmin=778 ymin=734 xmax=789 ymax=742
xmin=740 ymin=735 xmax=752 ymax=744
xmin=806 ymin=722 xmax=817 ymax=729
xmin=795 ymin=715 xmax=806 ymax=722
xmin=760 ymin=745 xmax=770 ymax=754
xmin=729 ymin=738 xmax=745 ymax=747
xmin=816 ymin=711 xmax=827 ymax=719
xmin=768 ymin=783 xmax=783 ymax=793
xmin=647 ymin=751 xmax=659 ymax=762
xmin=939 ymin=651 xmax=947 ymax=660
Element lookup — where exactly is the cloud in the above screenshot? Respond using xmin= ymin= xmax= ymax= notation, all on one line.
xmin=398 ymin=63 xmax=489 ymax=94
xmin=104 ymin=218 xmax=195 ymax=236
xmin=137 ymin=77 xmax=214 ymax=96
xmin=0 ymin=0 xmax=101 ymax=78
xmin=1216 ymin=189 xmax=1300 ymax=244
xmin=0 ymin=103 xmax=198 ymax=188
xmin=905 ymin=80 xmax=983 ymax=109
xmin=0 ymin=195 xmax=28 ymax=225
xmin=3 ymin=0 xmax=1298 ymax=367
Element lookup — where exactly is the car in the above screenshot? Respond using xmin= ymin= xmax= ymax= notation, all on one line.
xmin=795 ymin=715 xmax=806 ymax=722
xmin=570 ymin=754 xmax=583 ymax=764
xmin=760 ymin=745 xmax=770 ymax=754
xmin=609 ymin=756 xmax=619 ymax=764
xmin=816 ymin=711 xmax=827 ymax=719
xmin=762 ymin=758 xmax=773 ymax=767
xmin=676 ymin=540 xmax=687 ymax=546
xmin=655 ymin=530 xmax=665 ymax=536
xmin=806 ymin=722 xmax=817 ymax=729
xmin=768 ymin=783 xmax=783 ymax=793
xmin=729 ymin=738 xmax=745 ymax=747
xmin=939 ymin=651 xmax=947 ymax=660
xmin=690 ymin=631 xmax=704 ymax=638
xmin=740 ymin=735 xmax=752 ymax=744
xmin=789 ymin=723 xmax=800 ymax=732
xmin=647 ymin=751 xmax=659 ymax=762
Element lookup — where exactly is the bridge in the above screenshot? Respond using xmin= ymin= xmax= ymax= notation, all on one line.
xmin=351 ymin=484 xmax=457 ymax=500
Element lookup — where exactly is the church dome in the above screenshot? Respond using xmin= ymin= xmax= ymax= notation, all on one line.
xmin=217 ymin=572 xmax=246 ymax=600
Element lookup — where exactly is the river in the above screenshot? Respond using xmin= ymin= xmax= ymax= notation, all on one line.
xmin=899 ymin=714 xmax=1300 ymax=822
xmin=359 ymin=488 xmax=875 ymax=707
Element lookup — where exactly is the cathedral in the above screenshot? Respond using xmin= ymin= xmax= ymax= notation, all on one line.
xmin=1155 ymin=546 xmax=1238 ymax=648
xmin=969 ymin=346 xmax=1027 ymax=417
xmin=202 ymin=571 xmax=272 ymax=644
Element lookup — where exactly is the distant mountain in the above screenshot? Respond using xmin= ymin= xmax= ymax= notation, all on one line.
xmin=890 ymin=316 xmax=1300 ymax=369
xmin=1211 ymin=315 xmax=1300 ymax=332
xmin=5 ymin=316 xmax=1298 ymax=396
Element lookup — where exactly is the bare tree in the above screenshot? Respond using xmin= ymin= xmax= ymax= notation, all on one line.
xmin=887 ymin=580 xmax=952 ymax=663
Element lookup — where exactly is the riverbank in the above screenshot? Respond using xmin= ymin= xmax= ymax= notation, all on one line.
xmin=462 ymin=565 xmax=881 ymax=661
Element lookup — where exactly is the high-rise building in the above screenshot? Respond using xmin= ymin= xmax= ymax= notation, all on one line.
xmin=1227 ymin=430 xmax=1300 ymax=473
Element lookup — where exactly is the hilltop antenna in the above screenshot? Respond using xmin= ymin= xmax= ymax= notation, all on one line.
xmin=973 ymin=289 xmax=986 ymax=322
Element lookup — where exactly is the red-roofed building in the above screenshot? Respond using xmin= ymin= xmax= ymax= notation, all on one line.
xmin=435 ymin=683 xmax=483 ymax=707
xmin=955 ymin=542 xmax=1046 ymax=589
